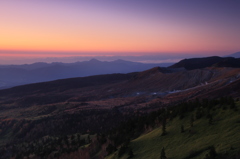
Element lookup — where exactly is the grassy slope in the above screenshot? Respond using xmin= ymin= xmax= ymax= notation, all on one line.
xmin=107 ymin=102 xmax=240 ymax=159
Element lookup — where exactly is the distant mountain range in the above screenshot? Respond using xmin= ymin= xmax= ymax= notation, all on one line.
xmin=1 ymin=57 xmax=240 ymax=107
xmin=1 ymin=56 xmax=240 ymax=89
xmin=0 ymin=55 xmax=240 ymax=159
xmin=169 ymin=56 xmax=240 ymax=70
xmin=0 ymin=59 xmax=172 ymax=89
xmin=227 ymin=51 xmax=240 ymax=58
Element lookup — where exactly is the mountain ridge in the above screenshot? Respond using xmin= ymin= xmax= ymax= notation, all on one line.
xmin=169 ymin=56 xmax=240 ymax=70
xmin=1 ymin=66 xmax=240 ymax=108
xmin=227 ymin=51 xmax=240 ymax=58
xmin=0 ymin=59 xmax=172 ymax=89
xmin=0 ymin=56 xmax=240 ymax=159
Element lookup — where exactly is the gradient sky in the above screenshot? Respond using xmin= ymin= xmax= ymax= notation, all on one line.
xmin=1 ymin=0 xmax=240 ymax=62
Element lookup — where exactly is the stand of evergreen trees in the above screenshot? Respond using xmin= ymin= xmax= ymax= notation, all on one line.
xmin=0 ymin=96 xmax=238 ymax=159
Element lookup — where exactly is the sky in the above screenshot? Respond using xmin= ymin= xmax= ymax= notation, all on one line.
xmin=0 ymin=0 xmax=240 ymax=64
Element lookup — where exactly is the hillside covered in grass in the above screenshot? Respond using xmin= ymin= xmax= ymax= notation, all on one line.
xmin=106 ymin=98 xmax=240 ymax=159
xmin=0 ymin=97 xmax=239 ymax=159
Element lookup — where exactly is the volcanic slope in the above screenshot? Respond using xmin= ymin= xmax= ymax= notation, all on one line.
xmin=169 ymin=56 xmax=240 ymax=70
xmin=0 ymin=67 xmax=240 ymax=116
xmin=0 ymin=64 xmax=240 ymax=159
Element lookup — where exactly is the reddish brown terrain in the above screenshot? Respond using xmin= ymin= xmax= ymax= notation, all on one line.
xmin=0 ymin=66 xmax=240 ymax=119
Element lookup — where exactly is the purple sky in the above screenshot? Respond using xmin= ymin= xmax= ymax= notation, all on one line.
xmin=0 ymin=0 xmax=240 ymax=64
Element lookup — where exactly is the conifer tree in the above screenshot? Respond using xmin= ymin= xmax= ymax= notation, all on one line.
xmin=190 ymin=115 xmax=194 ymax=127
xmin=209 ymin=146 xmax=217 ymax=159
xmin=161 ymin=118 xmax=166 ymax=136
xmin=87 ymin=135 xmax=91 ymax=143
xmin=181 ymin=125 xmax=185 ymax=133
xmin=208 ymin=114 xmax=213 ymax=125
xmin=230 ymin=100 xmax=236 ymax=109
xmin=160 ymin=147 xmax=167 ymax=159
xmin=128 ymin=148 xmax=134 ymax=159
xmin=204 ymin=146 xmax=217 ymax=159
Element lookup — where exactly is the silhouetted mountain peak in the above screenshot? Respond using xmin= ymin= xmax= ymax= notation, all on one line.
xmin=114 ymin=59 xmax=127 ymax=62
xmin=169 ymin=56 xmax=240 ymax=70
xmin=227 ymin=51 xmax=240 ymax=58
xmin=0 ymin=59 xmax=167 ymax=89
xmin=51 ymin=62 xmax=64 ymax=66
xmin=89 ymin=58 xmax=101 ymax=63
xmin=113 ymin=59 xmax=136 ymax=64
xmin=132 ymin=67 xmax=173 ymax=80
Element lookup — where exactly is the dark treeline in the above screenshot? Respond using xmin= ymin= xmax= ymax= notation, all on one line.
xmin=100 ymin=97 xmax=238 ymax=158
xmin=0 ymin=96 xmax=238 ymax=159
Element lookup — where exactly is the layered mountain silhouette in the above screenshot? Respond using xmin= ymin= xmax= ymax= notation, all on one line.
xmin=1 ymin=59 xmax=240 ymax=107
xmin=0 ymin=59 xmax=172 ymax=89
xmin=169 ymin=56 xmax=240 ymax=70
xmin=227 ymin=51 xmax=240 ymax=58
xmin=2 ymin=56 xmax=240 ymax=89
xmin=0 ymin=56 xmax=240 ymax=159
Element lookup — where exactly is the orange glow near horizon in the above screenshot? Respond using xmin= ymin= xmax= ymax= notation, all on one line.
xmin=0 ymin=1 xmax=240 ymax=59
xmin=1 ymin=25 xmax=237 ymax=56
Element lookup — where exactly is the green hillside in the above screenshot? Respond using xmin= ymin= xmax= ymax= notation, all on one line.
xmin=107 ymin=101 xmax=240 ymax=159
xmin=1 ymin=98 xmax=239 ymax=159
